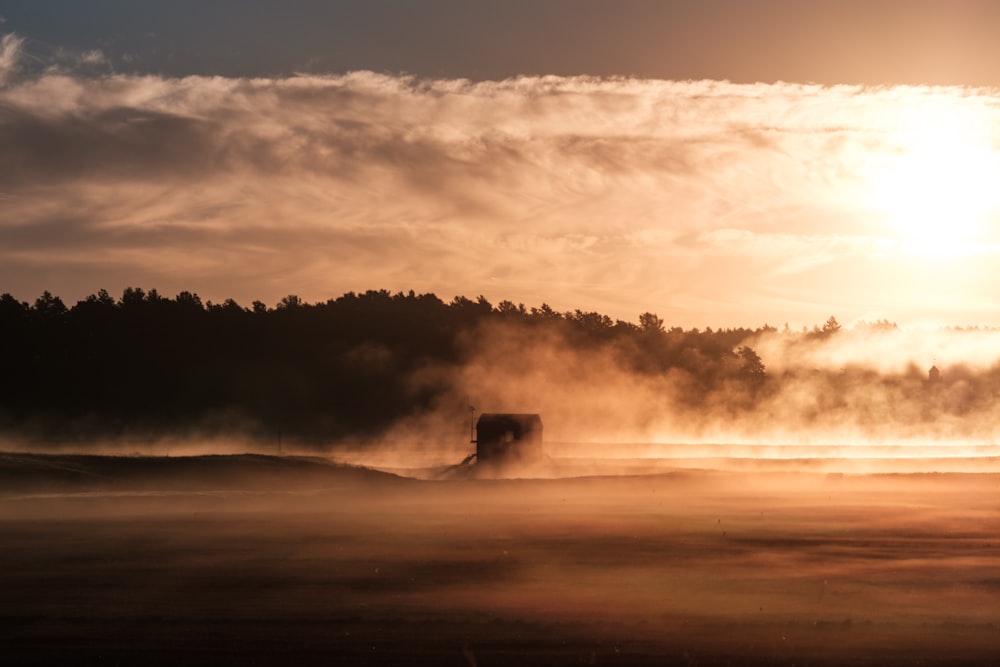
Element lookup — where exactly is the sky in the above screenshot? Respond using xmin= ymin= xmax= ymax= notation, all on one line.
xmin=3 ymin=1 xmax=1000 ymax=328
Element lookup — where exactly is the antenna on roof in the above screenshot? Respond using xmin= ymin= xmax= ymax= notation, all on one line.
xmin=468 ymin=399 xmax=477 ymax=444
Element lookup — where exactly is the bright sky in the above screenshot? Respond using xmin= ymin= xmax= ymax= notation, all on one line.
xmin=2 ymin=1 xmax=1000 ymax=328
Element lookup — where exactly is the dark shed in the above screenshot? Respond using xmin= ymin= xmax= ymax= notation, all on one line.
xmin=475 ymin=413 xmax=543 ymax=464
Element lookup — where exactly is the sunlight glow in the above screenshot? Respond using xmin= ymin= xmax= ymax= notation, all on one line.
xmin=864 ymin=104 xmax=1000 ymax=256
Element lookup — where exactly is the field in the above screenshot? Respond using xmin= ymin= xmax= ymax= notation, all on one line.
xmin=1 ymin=451 xmax=998 ymax=666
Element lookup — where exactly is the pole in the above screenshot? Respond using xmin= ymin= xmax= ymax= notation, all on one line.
xmin=469 ymin=401 xmax=476 ymax=443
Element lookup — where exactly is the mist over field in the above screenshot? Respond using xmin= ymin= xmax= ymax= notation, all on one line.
xmin=404 ymin=318 xmax=1000 ymax=445
xmin=2 ymin=291 xmax=998 ymax=663
xmin=2 ymin=451 xmax=997 ymax=667
xmin=6 ymin=288 xmax=1000 ymax=462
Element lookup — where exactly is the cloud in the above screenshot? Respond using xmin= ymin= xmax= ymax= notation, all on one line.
xmin=79 ymin=50 xmax=107 ymax=66
xmin=2 ymin=60 xmax=1000 ymax=325
xmin=0 ymin=33 xmax=21 ymax=84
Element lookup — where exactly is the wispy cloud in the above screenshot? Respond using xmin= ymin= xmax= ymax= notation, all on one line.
xmin=2 ymin=49 xmax=1000 ymax=325
xmin=0 ymin=33 xmax=21 ymax=84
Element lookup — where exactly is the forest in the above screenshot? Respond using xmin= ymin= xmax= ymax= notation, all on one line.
xmin=1 ymin=287 xmax=994 ymax=447
xmin=0 ymin=288 xmax=776 ymax=443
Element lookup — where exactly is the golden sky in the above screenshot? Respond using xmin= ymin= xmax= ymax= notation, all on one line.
xmin=3 ymin=2 xmax=1000 ymax=327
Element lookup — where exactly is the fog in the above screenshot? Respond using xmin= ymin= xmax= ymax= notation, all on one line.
xmin=4 ymin=311 xmax=1000 ymax=663
xmin=4 ymin=312 xmax=999 ymax=664
xmin=331 ymin=321 xmax=1000 ymax=482
xmin=6 ymin=317 xmax=1000 ymax=474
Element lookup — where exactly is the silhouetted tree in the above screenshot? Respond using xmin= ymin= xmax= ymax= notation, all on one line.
xmin=639 ymin=312 xmax=665 ymax=334
xmin=278 ymin=294 xmax=303 ymax=309
xmin=33 ymin=291 xmax=67 ymax=319
xmin=530 ymin=303 xmax=561 ymax=320
xmin=119 ymin=286 xmax=146 ymax=308
xmin=737 ymin=346 xmax=767 ymax=396
xmin=176 ymin=291 xmax=204 ymax=310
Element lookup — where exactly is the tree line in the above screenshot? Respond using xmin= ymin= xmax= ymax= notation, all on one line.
xmin=0 ymin=288 xmax=782 ymax=444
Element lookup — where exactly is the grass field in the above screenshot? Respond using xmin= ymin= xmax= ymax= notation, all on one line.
xmin=1 ymin=451 xmax=997 ymax=665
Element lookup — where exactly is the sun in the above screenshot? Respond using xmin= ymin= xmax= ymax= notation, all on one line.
xmin=863 ymin=105 xmax=1000 ymax=255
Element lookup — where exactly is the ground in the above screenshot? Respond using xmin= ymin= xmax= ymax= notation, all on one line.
xmin=0 ymin=452 xmax=997 ymax=665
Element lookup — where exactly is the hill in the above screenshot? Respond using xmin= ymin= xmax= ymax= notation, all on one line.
xmin=0 ymin=451 xmax=403 ymax=495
